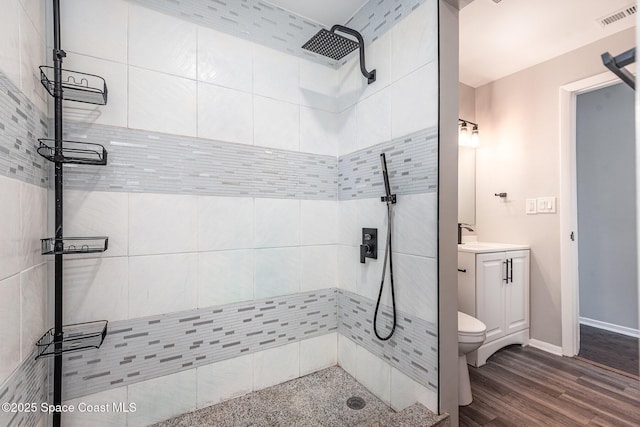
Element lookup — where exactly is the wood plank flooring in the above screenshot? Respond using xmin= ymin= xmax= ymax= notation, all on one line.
xmin=578 ymin=325 xmax=639 ymax=378
xmin=459 ymin=345 xmax=640 ymax=426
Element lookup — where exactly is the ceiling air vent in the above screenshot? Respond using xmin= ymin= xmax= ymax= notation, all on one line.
xmin=597 ymin=3 xmax=637 ymax=28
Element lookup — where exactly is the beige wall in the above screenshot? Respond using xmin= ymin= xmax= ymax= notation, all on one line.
xmin=474 ymin=28 xmax=635 ymax=347
xmin=458 ymin=82 xmax=476 ymax=121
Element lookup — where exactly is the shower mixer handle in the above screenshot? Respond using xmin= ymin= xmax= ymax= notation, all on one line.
xmin=360 ymin=228 xmax=378 ymax=263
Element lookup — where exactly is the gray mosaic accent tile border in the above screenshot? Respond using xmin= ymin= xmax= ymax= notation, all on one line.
xmin=0 ymin=73 xmax=49 ymax=187
xmin=129 ymin=0 xmax=428 ymax=69
xmin=338 ymin=289 xmax=437 ymax=392
xmin=0 ymin=352 xmax=48 ymax=427
xmin=338 ymin=127 xmax=438 ymax=200
xmin=62 ymin=289 xmax=338 ymax=400
xmin=61 ymin=122 xmax=337 ymax=200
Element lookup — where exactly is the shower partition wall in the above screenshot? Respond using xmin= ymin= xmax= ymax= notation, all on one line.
xmin=0 ymin=1 xmax=442 ymax=426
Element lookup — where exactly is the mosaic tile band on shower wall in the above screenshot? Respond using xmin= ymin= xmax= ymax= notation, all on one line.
xmin=61 ymin=290 xmax=338 ymax=400
xmin=338 ymin=127 xmax=438 ymax=200
xmin=0 ymin=352 xmax=48 ymax=427
xmin=0 ymin=72 xmax=49 ymax=187
xmin=61 ymin=121 xmax=337 ymax=199
xmin=129 ymin=0 xmax=429 ymax=69
xmin=59 ymin=288 xmax=438 ymax=401
xmin=338 ymin=289 xmax=438 ymax=392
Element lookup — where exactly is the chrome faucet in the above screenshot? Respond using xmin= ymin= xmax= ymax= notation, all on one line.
xmin=458 ymin=223 xmax=474 ymax=244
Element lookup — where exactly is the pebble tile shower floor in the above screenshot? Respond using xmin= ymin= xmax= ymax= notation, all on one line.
xmin=152 ymin=366 xmax=448 ymax=427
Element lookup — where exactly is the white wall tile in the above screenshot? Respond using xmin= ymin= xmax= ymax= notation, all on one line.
xmin=300 ymin=246 xmax=337 ymax=292
xmin=0 ymin=274 xmax=20 ymax=384
xmin=390 ymin=367 xmax=438 ymax=413
xmin=64 ymin=257 xmax=128 ymax=323
xmin=337 ymin=334 xmax=357 ymax=378
xmin=62 ymin=54 xmax=128 ymax=127
xmin=198 ymin=27 xmax=253 ymax=92
xmin=299 ymin=60 xmax=338 ymax=112
xmin=337 ymin=245 xmax=357 ymax=293
xmin=198 ymin=196 xmax=254 ymax=251
xmin=358 ymin=31 xmax=391 ymax=101
xmin=393 ymin=193 xmax=437 ymax=257
xmin=0 ymin=176 xmax=23 ymax=280
xmin=390 ymin=367 xmax=418 ymax=411
xmin=300 ymin=333 xmax=337 ymax=376
xmin=254 ymin=248 xmax=299 ymax=299
xmin=19 ymin=7 xmax=45 ymax=111
xmin=197 ymin=353 xmax=253 ymax=408
xmin=357 ymin=197 xmax=387 ymax=236
xmin=19 ymin=0 xmax=46 ymax=39
xmin=356 ymin=345 xmax=391 ymax=405
xmin=253 ymin=45 xmax=299 ymax=104
xmin=19 ymin=182 xmax=46 ymax=271
xmin=391 ymin=63 xmax=438 ymax=139
xmin=198 ymin=250 xmax=253 ymax=307
xmin=129 ymin=253 xmax=197 ymax=318
xmin=393 ymin=253 xmax=437 ymax=323
xmin=0 ymin=0 xmax=21 ymax=88
xmin=129 ymin=4 xmax=197 ymax=78
xmin=356 ymin=250 xmax=391 ymax=306
xmin=337 ymin=199 xmax=359 ymax=246
xmin=19 ymin=264 xmax=46 ymax=360
xmin=197 ymin=82 xmax=253 ymax=145
xmin=253 ymin=342 xmax=299 ymax=390
xmin=253 ymin=96 xmax=299 ymax=151
xmin=300 ymin=200 xmax=337 ymax=245
xmin=356 ymin=88 xmax=391 ymax=149
xmin=64 ymin=190 xmax=129 ymax=258
xmin=60 ymin=0 xmax=128 ymax=63
xmin=300 ymin=107 xmax=338 ymax=156
xmin=337 ymin=106 xmax=357 ymax=156
xmin=129 ymin=193 xmax=197 ymax=255
xmin=128 ymin=66 xmax=197 ymax=137
xmin=128 ymin=369 xmax=197 ymax=427
xmin=336 ymin=57 xmax=362 ymax=112
xmin=254 ymin=198 xmax=299 ymax=248
xmin=391 ymin=0 xmax=437 ymax=82
xmin=62 ymin=387 xmax=128 ymax=427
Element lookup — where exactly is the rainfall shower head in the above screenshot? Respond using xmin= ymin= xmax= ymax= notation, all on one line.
xmin=302 ymin=25 xmax=376 ymax=84
xmin=302 ymin=29 xmax=359 ymax=61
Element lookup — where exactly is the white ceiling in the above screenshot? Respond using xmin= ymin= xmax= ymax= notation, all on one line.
xmin=265 ymin=0 xmax=369 ymax=27
xmin=460 ymin=0 xmax=637 ymax=88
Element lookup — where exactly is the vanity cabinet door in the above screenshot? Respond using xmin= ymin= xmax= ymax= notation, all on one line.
xmin=476 ymin=252 xmax=507 ymax=342
xmin=505 ymin=250 xmax=530 ymax=334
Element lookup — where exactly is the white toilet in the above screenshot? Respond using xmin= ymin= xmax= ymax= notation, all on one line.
xmin=458 ymin=311 xmax=486 ymax=406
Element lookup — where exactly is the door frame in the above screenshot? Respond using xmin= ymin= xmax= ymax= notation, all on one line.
xmin=559 ymin=71 xmax=622 ymax=356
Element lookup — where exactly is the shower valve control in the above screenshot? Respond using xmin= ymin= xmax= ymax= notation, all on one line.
xmin=360 ymin=228 xmax=378 ymax=264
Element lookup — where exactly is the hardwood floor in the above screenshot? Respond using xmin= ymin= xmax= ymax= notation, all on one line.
xmin=459 ymin=345 xmax=640 ymax=426
xmin=578 ymin=325 xmax=639 ymax=378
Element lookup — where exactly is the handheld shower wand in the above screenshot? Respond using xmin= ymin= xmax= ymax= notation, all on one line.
xmin=374 ymin=153 xmax=397 ymax=341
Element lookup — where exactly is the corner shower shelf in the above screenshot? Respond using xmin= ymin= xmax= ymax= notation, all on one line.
xmin=41 ymin=237 xmax=109 ymax=255
xmin=39 ymin=66 xmax=108 ymax=105
xmin=37 ymin=139 xmax=108 ymax=165
xmin=35 ymin=320 xmax=108 ymax=359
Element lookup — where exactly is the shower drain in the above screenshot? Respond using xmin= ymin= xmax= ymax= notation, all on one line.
xmin=346 ymin=396 xmax=366 ymax=410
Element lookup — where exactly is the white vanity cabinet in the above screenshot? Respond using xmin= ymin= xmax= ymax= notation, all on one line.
xmin=458 ymin=243 xmax=530 ymax=367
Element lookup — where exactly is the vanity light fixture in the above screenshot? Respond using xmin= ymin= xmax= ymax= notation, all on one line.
xmin=459 ymin=118 xmax=479 ymax=148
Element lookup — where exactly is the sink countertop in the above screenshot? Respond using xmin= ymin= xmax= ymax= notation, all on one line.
xmin=457 ymin=242 xmax=530 ymax=253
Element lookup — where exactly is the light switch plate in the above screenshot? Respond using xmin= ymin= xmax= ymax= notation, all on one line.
xmin=526 ymin=199 xmax=537 ymax=214
xmin=536 ymin=196 xmax=556 ymax=213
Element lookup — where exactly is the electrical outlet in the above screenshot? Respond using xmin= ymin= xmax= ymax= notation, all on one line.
xmin=525 ymin=199 xmax=537 ymax=214
xmin=536 ymin=196 xmax=556 ymax=213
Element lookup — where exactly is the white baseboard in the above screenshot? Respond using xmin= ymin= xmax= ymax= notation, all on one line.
xmin=529 ymin=339 xmax=563 ymax=356
xmin=579 ymin=317 xmax=640 ymax=338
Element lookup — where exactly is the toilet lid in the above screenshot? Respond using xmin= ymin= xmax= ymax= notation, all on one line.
xmin=458 ymin=311 xmax=486 ymax=333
